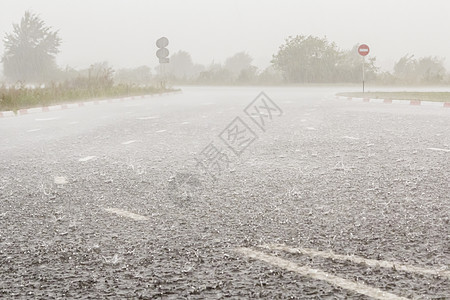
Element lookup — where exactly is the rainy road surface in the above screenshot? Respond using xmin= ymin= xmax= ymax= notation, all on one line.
xmin=1 ymin=86 xmax=449 ymax=299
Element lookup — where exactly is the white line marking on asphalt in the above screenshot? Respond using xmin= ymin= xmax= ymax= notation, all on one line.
xmin=156 ymin=130 xmax=166 ymax=133
xmin=27 ymin=128 xmax=41 ymax=132
xmin=392 ymin=100 xmax=408 ymax=105
xmin=236 ymin=247 xmax=409 ymax=300
xmin=427 ymin=147 xmax=450 ymax=152
xmin=251 ymin=114 xmax=270 ymax=118
xmin=68 ymin=121 xmax=79 ymax=125
xmin=421 ymin=101 xmax=444 ymax=107
xmin=28 ymin=108 xmax=42 ymax=113
xmin=103 ymin=208 xmax=148 ymax=221
xmin=54 ymin=176 xmax=68 ymax=185
xmin=35 ymin=117 xmax=59 ymax=121
xmin=78 ymin=156 xmax=96 ymax=162
xmin=181 ymin=121 xmax=190 ymax=125
xmin=342 ymin=136 xmax=360 ymax=140
xmin=121 ymin=140 xmax=137 ymax=145
xmin=137 ymin=116 xmax=159 ymax=120
xmin=261 ymin=244 xmax=450 ymax=279
xmin=306 ymin=127 xmax=316 ymax=130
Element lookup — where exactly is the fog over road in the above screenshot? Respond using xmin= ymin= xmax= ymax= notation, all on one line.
xmin=1 ymin=87 xmax=449 ymax=299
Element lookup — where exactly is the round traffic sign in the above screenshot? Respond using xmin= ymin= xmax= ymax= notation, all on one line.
xmin=156 ymin=47 xmax=169 ymax=59
xmin=156 ymin=37 xmax=169 ymax=48
xmin=358 ymin=44 xmax=370 ymax=56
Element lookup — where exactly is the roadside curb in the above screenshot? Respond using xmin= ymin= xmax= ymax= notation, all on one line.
xmin=0 ymin=90 xmax=182 ymax=118
xmin=335 ymin=95 xmax=450 ymax=108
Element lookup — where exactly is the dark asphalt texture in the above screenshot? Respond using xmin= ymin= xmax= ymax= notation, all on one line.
xmin=0 ymin=87 xmax=449 ymax=299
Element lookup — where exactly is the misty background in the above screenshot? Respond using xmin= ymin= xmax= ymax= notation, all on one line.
xmin=1 ymin=0 xmax=450 ymax=84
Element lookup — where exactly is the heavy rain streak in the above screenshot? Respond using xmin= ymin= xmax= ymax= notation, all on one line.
xmin=0 ymin=1 xmax=449 ymax=299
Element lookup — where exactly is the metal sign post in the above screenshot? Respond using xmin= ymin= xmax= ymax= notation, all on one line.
xmin=358 ymin=44 xmax=370 ymax=93
xmin=363 ymin=56 xmax=365 ymax=93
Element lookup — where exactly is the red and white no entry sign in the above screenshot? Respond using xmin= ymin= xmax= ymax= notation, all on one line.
xmin=358 ymin=44 xmax=370 ymax=56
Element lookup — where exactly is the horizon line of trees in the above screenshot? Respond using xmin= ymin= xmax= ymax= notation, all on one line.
xmin=2 ymin=11 xmax=449 ymax=86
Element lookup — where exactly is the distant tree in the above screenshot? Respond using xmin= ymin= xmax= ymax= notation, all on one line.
xmin=224 ymin=52 xmax=253 ymax=76
xmin=2 ymin=11 xmax=61 ymax=83
xmin=394 ymin=55 xmax=446 ymax=84
xmin=65 ymin=62 xmax=114 ymax=89
xmin=375 ymin=71 xmax=398 ymax=85
xmin=196 ymin=62 xmax=233 ymax=85
xmin=115 ymin=66 xmax=152 ymax=85
xmin=393 ymin=54 xmax=417 ymax=83
xmin=257 ymin=65 xmax=283 ymax=85
xmin=272 ymin=35 xmax=341 ymax=83
xmin=415 ymin=56 xmax=446 ymax=83
xmin=236 ymin=65 xmax=258 ymax=84
xmin=162 ymin=50 xmax=204 ymax=82
xmin=88 ymin=62 xmax=114 ymax=88
xmin=223 ymin=52 xmax=259 ymax=84
xmin=191 ymin=64 xmax=206 ymax=78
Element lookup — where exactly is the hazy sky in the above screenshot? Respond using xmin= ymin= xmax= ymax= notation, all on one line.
xmin=1 ymin=0 xmax=450 ymax=72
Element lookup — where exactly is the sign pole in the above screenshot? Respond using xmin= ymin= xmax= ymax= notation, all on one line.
xmin=162 ymin=63 xmax=166 ymax=89
xmin=160 ymin=63 xmax=163 ymax=89
xmin=159 ymin=63 xmax=163 ymax=89
xmin=357 ymin=44 xmax=370 ymax=93
xmin=363 ymin=56 xmax=365 ymax=93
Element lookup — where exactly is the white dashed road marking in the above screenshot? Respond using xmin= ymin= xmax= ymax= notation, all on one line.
xmin=121 ymin=140 xmax=137 ymax=145
xmin=27 ymin=128 xmax=41 ymax=132
xmin=137 ymin=116 xmax=159 ymax=120
xmin=427 ymin=147 xmax=450 ymax=152
xmin=103 ymin=208 xmax=148 ymax=221
xmin=342 ymin=136 xmax=360 ymax=140
xmin=156 ymin=130 xmax=166 ymax=133
xmin=54 ymin=176 xmax=68 ymax=185
xmin=236 ymin=247 xmax=409 ymax=300
xmin=181 ymin=121 xmax=190 ymax=125
xmin=306 ymin=127 xmax=316 ymax=130
xmin=68 ymin=121 xmax=79 ymax=125
xmin=261 ymin=244 xmax=450 ymax=279
xmin=78 ymin=156 xmax=96 ymax=162
xmin=35 ymin=117 xmax=59 ymax=121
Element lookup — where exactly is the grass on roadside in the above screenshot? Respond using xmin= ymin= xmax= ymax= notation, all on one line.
xmin=0 ymin=83 xmax=179 ymax=112
xmin=336 ymin=92 xmax=450 ymax=102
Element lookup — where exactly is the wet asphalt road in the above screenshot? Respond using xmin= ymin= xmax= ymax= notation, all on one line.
xmin=0 ymin=86 xmax=449 ymax=299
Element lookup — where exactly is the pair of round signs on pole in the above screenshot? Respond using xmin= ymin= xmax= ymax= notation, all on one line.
xmin=156 ymin=37 xmax=169 ymax=63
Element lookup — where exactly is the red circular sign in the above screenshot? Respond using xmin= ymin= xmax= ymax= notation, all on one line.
xmin=358 ymin=44 xmax=370 ymax=56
